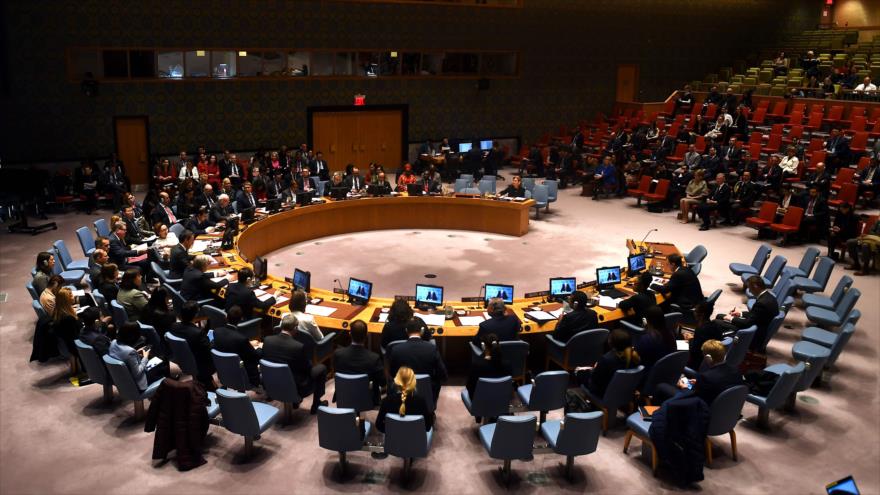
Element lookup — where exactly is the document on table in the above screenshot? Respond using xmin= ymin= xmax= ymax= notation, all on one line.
xmin=211 ymin=276 xmax=228 ymax=283
xmin=415 ymin=313 xmax=447 ymax=327
xmin=598 ymin=296 xmax=623 ymax=309
xmin=256 ymin=293 xmax=275 ymax=302
xmin=525 ymin=310 xmax=557 ymax=322
xmin=458 ymin=316 xmax=485 ymax=326
xmin=132 ymin=243 xmax=148 ymax=252
xmin=306 ymin=304 xmax=337 ymax=317
xmin=378 ymin=313 xmax=389 ymax=323
xmin=549 ymin=308 xmax=565 ymax=319
xmin=190 ymin=240 xmax=211 ymax=253
xmin=274 ymin=295 xmax=289 ymax=305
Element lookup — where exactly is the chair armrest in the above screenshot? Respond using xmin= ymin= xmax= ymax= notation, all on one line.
xmin=545 ymin=334 xmax=565 ymax=350
xmin=468 ymin=341 xmax=482 ymax=358
xmin=620 ymin=320 xmax=645 ymax=335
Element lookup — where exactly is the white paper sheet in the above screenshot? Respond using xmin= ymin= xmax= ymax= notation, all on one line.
xmin=210 ymin=277 xmax=227 ymax=283
xmin=306 ymin=304 xmax=337 ymax=317
xmin=414 ymin=313 xmax=447 ymax=326
xmin=132 ymin=243 xmax=148 ymax=251
xmin=458 ymin=316 xmax=485 ymax=326
xmin=274 ymin=295 xmax=289 ymax=305
xmin=549 ymin=308 xmax=565 ymax=318
xmin=253 ymin=289 xmax=267 ymax=297
xmin=377 ymin=313 xmax=389 ymax=323
xmin=525 ymin=310 xmax=557 ymax=321
xmin=256 ymin=293 xmax=274 ymax=302
xmin=190 ymin=240 xmax=211 ymax=253
xmin=676 ymin=340 xmax=690 ymax=351
xmin=598 ymin=296 xmax=623 ymax=309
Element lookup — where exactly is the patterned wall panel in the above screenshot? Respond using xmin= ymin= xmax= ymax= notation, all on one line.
xmin=1 ymin=0 xmax=816 ymax=163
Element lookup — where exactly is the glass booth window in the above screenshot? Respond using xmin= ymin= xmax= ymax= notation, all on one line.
xmin=157 ymin=51 xmax=184 ymax=78
xmin=185 ymin=50 xmax=210 ymax=77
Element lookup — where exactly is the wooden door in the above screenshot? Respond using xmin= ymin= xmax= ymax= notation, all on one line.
xmin=357 ymin=110 xmax=402 ymax=169
xmin=312 ymin=109 xmax=403 ymax=173
xmin=114 ymin=117 xmax=150 ymax=187
xmin=616 ymin=64 xmax=640 ymax=102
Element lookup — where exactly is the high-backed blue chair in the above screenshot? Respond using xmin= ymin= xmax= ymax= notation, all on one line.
xmin=75 ymin=339 xmax=113 ymax=403
xmin=470 ymin=340 xmax=530 ymax=383
xmin=93 ymin=218 xmax=111 ymax=238
xmin=201 ymin=305 xmax=228 ymax=329
xmin=684 ymin=244 xmax=708 ymax=265
xmin=729 ymin=243 xmax=772 ymax=277
xmin=479 ymin=415 xmax=537 ymax=484
xmin=110 ymin=300 xmax=129 ymax=328
xmin=689 ymin=263 xmax=702 ymax=276
xmin=725 ymin=326 xmax=757 ymax=369
xmin=546 ymin=328 xmax=608 ymax=371
xmin=454 ymin=178 xmax=470 ymax=193
xmin=767 ymin=346 xmax=830 ymax=409
xmin=782 ymin=246 xmax=820 ymax=278
xmin=800 ymin=321 xmax=857 ymax=368
xmin=748 ymin=275 xmax=796 ymax=313
xmin=259 ymin=359 xmax=302 ymax=421
xmin=384 ymin=414 xmax=433 ymax=480
xmin=51 ymin=255 xmax=85 ymax=286
xmin=622 ymin=313 xmax=682 ymax=339
xmin=745 ymin=362 xmax=805 ymax=428
xmin=791 ymin=256 xmax=834 ymax=293
xmin=165 ymin=333 xmax=199 ymax=377
xmin=335 ymin=373 xmax=374 ymax=414
xmin=136 ymin=321 xmax=163 ymax=357
xmin=215 ymin=388 xmax=280 ymax=457
xmin=582 ymin=366 xmax=645 ymax=433
xmin=317 ymin=406 xmax=372 ymax=473
xmin=169 ymin=222 xmax=185 ymax=238
xmin=754 ymin=312 xmax=786 ymax=353
xmin=165 ymin=283 xmax=212 ymax=313
xmin=461 ymin=376 xmax=513 ymax=424
xmin=741 ymin=254 xmax=786 ymax=288
xmin=540 ymin=411 xmax=603 ymax=481
xmin=801 ymin=275 xmax=853 ymax=310
xmin=543 ymin=179 xmax=558 ymax=211
xmin=102 ymin=354 xmax=164 ymax=420
xmin=462 ymin=187 xmax=481 ymax=195
xmin=26 ymin=281 xmax=39 ymax=301
xmin=53 ymin=239 xmax=90 ymax=271
xmin=459 ymin=173 xmax=474 ymax=183
xmin=32 ymin=300 xmax=48 ymax=321
xmin=152 ymin=262 xmax=182 ymax=288
xmin=416 ymin=374 xmax=435 ymax=412
xmin=705 ymin=385 xmax=748 ymax=465
xmin=516 ymin=370 xmax=569 ymax=423
xmin=478 ymin=177 xmax=497 ymax=195
xmin=642 ymin=350 xmax=688 ymax=401
xmin=805 ymin=288 xmax=860 ymax=328
xmin=522 ymin=177 xmax=536 ymax=192
xmin=532 ymin=184 xmax=549 ymax=219
xmin=76 ymin=226 xmax=97 ymax=257
xmin=317 ymin=180 xmax=329 ymax=197
xmin=212 ymin=349 xmax=252 ymax=391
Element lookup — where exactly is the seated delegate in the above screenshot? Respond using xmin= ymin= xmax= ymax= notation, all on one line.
xmin=376 ymin=366 xmax=434 ymax=434
xmin=472 ymin=298 xmax=520 ymax=345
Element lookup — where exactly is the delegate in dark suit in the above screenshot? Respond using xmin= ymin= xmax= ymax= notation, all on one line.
xmin=169 ymin=322 xmax=215 ymax=386
xmin=261 ymin=332 xmax=326 ymax=408
xmin=212 ymin=324 xmax=262 ymax=386
xmin=389 ymin=337 xmax=448 ymax=400
xmin=552 ymin=307 xmax=599 ymax=343
xmin=209 ymin=203 xmax=233 ymax=224
xmin=472 ymin=313 xmax=521 ymax=345
xmin=657 ymin=266 xmax=704 ymax=308
xmin=693 ymin=363 xmax=744 ymax=406
xmin=618 ymin=290 xmax=657 ymax=324
xmin=376 ymin=392 xmax=434 ymax=433
xmin=224 ymin=282 xmax=275 ymax=320
xmin=698 ymin=180 xmax=731 ymax=228
xmin=180 ymin=266 xmax=228 ymax=302
xmin=732 ymin=290 xmax=779 ymax=351
xmin=108 ymin=233 xmax=138 ymax=267
xmin=168 ymin=244 xmax=193 ymax=279
xmin=333 ymin=343 xmax=385 ymax=403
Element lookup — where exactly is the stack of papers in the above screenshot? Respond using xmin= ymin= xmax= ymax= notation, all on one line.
xmin=190 ymin=240 xmax=211 ymax=253
xmin=305 ymin=304 xmax=337 ymax=317
xmin=598 ymin=296 xmax=624 ymax=309
xmin=377 ymin=313 xmax=389 ymax=323
xmin=549 ymin=308 xmax=566 ymax=318
xmin=256 ymin=293 xmax=274 ymax=302
xmin=458 ymin=316 xmax=486 ymax=326
xmin=274 ymin=295 xmax=289 ymax=305
xmin=132 ymin=243 xmax=148 ymax=252
xmin=415 ymin=313 xmax=446 ymax=326
xmin=210 ymin=276 xmax=227 ymax=283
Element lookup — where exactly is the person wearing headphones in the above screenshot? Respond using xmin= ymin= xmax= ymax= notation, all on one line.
xmin=32 ymin=252 xmax=55 ymax=295
xmin=552 ymin=291 xmax=599 ymax=343
xmin=472 ymin=298 xmax=521 ymax=345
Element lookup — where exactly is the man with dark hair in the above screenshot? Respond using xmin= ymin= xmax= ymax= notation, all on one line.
xmin=333 ymin=320 xmax=385 ymax=404
xmin=224 ymin=267 xmax=275 ymax=320
xmin=212 ymin=305 xmax=262 ymax=386
xmin=725 ymin=276 xmax=779 ymax=352
xmin=656 ymin=254 xmax=703 ymax=309
xmin=262 ymin=314 xmax=328 ymax=414
xmin=169 ymin=300 xmax=216 ymax=389
xmin=472 ymin=298 xmax=521 ymax=345
xmin=169 ymin=230 xmax=195 ymax=279
xmin=389 ymin=318 xmax=448 ymax=401
xmin=181 ymin=254 xmax=228 ymax=303
xmin=553 ymin=291 xmax=599 ymax=343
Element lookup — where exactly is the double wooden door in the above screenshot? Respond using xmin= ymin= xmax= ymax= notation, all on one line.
xmin=312 ymin=109 xmax=403 ymax=172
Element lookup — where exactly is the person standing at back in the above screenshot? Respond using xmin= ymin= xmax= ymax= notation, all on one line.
xmin=381 ymin=299 xmax=413 ymax=350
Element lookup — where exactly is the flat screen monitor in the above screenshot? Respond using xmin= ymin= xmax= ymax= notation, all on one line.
xmin=252 ymin=256 xmax=267 ymax=283
xmin=827 ymin=476 xmax=860 ymax=495
xmin=297 ymin=190 xmax=314 ymax=206
xmin=480 ymin=140 xmax=493 ymax=150
xmin=485 ymin=283 xmax=514 ymax=304
xmin=458 ymin=142 xmax=473 ymax=153
xmin=549 ymin=277 xmax=576 ymax=298
xmin=348 ymin=277 xmax=373 ymax=305
xmin=596 ymin=266 xmax=622 ymax=289
xmin=293 ymin=268 xmax=311 ymax=293
xmin=415 ymin=284 xmax=444 ymax=308
xmin=330 ymin=186 xmax=348 ymax=200
xmin=266 ymin=198 xmax=282 ymax=212
xmin=241 ymin=206 xmax=256 ymax=223
xmin=406 ymin=183 xmax=424 ymax=196
xmin=628 ymin=253 xmax=647 ymax=275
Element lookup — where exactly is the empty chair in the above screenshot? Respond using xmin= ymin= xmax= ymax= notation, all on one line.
xmin=532 ymin=185 xmax=549 ymax=219
xmin=151 ymin=261 xmax=181 ymax=288
xmin=102 ymin=354 xmax=164 ymax=420
xmin=704 ymin=385 xmax=749 ymax=465
xmin=521 ymin=177 xmax=536 ymax=192
xmin=462 ymin=187 xmax=481 ymax=195
xmin=479 ymin=415 xmax=537 ymax=484
xmin=684 ymin=244 xmax=708 ymax=265
xmin=800 ymin=320 xmax=857 ymax=368
xmin=516 ymin=370 xmax=569 ymax=423
xmin=642 ymin=350 xmax=688 ymax=401
xmin=317 ymin=406 xmax=372 ymax=473
xmin=165 ymin=333 xmax=199 ymax=377
xmin=461 ymin=376 xmax=513 ymax=424
xmin=454 ymin=178 xmax=470 ymax=193
xmin=768 ymin=345 xmax=830 ymax=409
xmin=215 ymin=388 xmax=280 ymax=457
xmin=790 ymin=256 xmax=834 ymax=293
xmin=805 ymin=288 xmax=860 ymax=328
xmin=169 ymin=222 xmax=185 ymax=238
xmin=546 ymin=328 xmax=608 ymax=371
xmin=769 ymin=206 xmax=804 ymax=244
xmin=51 ymin=255 xmax=86 ymax=286
xmin=259 ymin=359 xmax=302 ymax=421
xmin=478 ymin=177 xmax=497 ymax=195
xmin=212 ymin=349 xmax=252 ymax=391
xmin=383 ymin=414 xmax=433 ymax=480
xmin=75 ymin=339 xmax=113 ymax=403
xmin=745 ymin=362 xmax=805 ymax=428
xmin=201 ymin=305 xmax=228 ymax=330
xmin=741 ymin=255 xmax=786 ymax=288
xmin=582 ymin=366 xmax=645 ymax=433
xmin=335 ymin=373 xmax=374 ymax=414
xmin=745 ymin=202 xmax=778 ymax=231
xmin=724 ymin=326 xmax=757 ymax=368
xmin=690 ymin=263 xmax=702 ymax=276
xmin=459 ymin=173 xmax=474 ymax=183
xmin=543 ymin=180 xmax=558 ymax=211
xmin=540 ymin=411 xmax=603 ymax=481
xmin=801 ymin=275 xmax=853 ymax=310
xmin=76 ymin=226 xmax=97 ymax=257
xmin=53 ymin=239 xmax=89 ymax=271
xmin=782 ymin=247 xmax=820 ymax=278
xmin=94 ymin=218 xmax=111 ymax=237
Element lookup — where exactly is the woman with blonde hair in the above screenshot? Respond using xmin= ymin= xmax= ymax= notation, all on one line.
xmin=679 ymin=169 xmax=708 ymax=223
xmin=376 ymin=366 xmax=434 ymax=433
xmin=53 ymin=288 xmax=83 ymax=359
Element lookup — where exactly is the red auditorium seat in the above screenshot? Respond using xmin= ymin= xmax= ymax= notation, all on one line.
xmin=840 ymin=106 xmax=865 ymax=128
xmin=782 ymin=125 xmax=803 ymax=146
xmin=823 ymin=105 xmax=844 ymax=127
xmin=748 ymin=108 xmax=767 ymax=126
xmin=831 ymin=168 xmax=856 ymax=192
xmin=828 ymin=183 xmax=858 ymax=209
xmin=642 ymin=179 xmax=670 ymax=206
xmin=849 ymin=132 xmax=868 ymax=155
xmin=627 ymin=175 xmax=653 ymax=205
xmin=767 ymin=101 xmax=788 ymax=121
xmin=770 ymin=206 xmax=804 ymax=244
xmin=746 ymin=201 xmax=778 ymax=229
xmin=762 ymin=134 xmax=782 ymax=155
xmin=666 ymin=143 xmax=688 ymax=163
xmin=803 ymin=112 xmax=823 ymax=133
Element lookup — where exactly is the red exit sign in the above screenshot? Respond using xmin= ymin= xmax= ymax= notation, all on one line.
xmin=354 ymin=94 xmax=366 ymax=106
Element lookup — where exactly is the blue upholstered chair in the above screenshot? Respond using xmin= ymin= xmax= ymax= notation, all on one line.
xmin=335 ymin=373 xmax=374 ymax=414
xmin=805 ymin=288 xmax=860 ymax=328
xmin=766 ymin=344 xmax=830 ymax=409
xmin=165 ymin=283 xmax=212 ymax=313
xmin=729 ymin=243 xmax=772 ymax=277
xmin=470 ymin=340 xmax=529 ymax=383
xmin=725 ymin=326 xmax=757 ymax=369
xmin=479 ymin=415 xmax=537 ymax=484
xmin=75 ymin=339 xmax=113 ymax=403
xmin=516 ymin=370 xmax=569 ymax=423
xmin=582 ymin=365 xmax=645 ymax=433
xmin=454 ymin=178 xmax=470 ymax=193
xmin=165 ymin=332 xmax=199 ymax=377
xmin=745 ymin=362 xmax=805 ymax=428
xmin=317 ymin=406 xmax=372 ymax=473
xmin=151 ymin=262 xmax=182 ymax=288
xmin=546 ymin=328 xmax=608 ymax=371
xmin=53 ymin=239 xmax=90 ymax=271
xmin=522 ymin=177 xmax=536 ymax=192
xmin=622 ymin=313 xmax=682 ymax=339
xmin=684 ymin=244 xmax=708 ymax=265
xmin=136 ymin=321 xmax=163 ymax=355
xmin=754 ymin=312 xmax=786 ymax=353
xmin=623 ymin=412 xmax=659 ymax=473
xmin=461 ymin=376 xmax=513 ymax=424
xmin=800 ymin=320 xmax=857 ymax=367
xmin=169 ymin=222 xmax=185 ymax=238
xmin=741 ymin=254 xmax=787 ymax=288
xmin=782 ymin=246 xmax=820 ymax=278
xmin=801 ymin=275 xmax=853 ymax=310
xmin=110 ymin=300 xmax=129 ymax=329
xmin=93 ymin=218 xmax=110 ymax=238
xmin=383 ymin=414 xmax=433 ymax=480
xmin=76 ymin=226 xmax=97 ymax=257
xmin=215 ymin=388 xmax=280 ymax=457
xmin=543 ymin=179 xmax=558 ymax=211
xmin=26 ymin=281 xmax=39 ymax=301
xmin=459 ymin=174 xmax=474 ymax=183
xmin=212 ymin=349 xmax=252 ymax=391
xmin=705 ymin=385 xmax=748 ymax=465
xmin=532 ymin=185 xmax=549 ymax=219
xmin=259 ymin=359 xmax=302 ymax=421
xmin=791 ymin=256 xmax=835 ymax=293
xmin=747 ymin=275 xmax=796 ymax=313
xmin=540 ymin=411 xmax=603 ymax=481
xmin=478 ymin=177 xmax=497 ymax=195
xmin=201 ymin=304 xmax=228 ymax=329
xmin=642 ymin=350 xmax=689 ymax=400
xmin=102 ymin=354 xmax=164 ymax=420
xmin=50 ymin=253 xmax=86 ymax=286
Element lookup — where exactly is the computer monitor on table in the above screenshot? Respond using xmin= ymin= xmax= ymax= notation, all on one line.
xmin=628 ymin=253 xmax=647 ymax=276
xmin=240 ymin=206 xmax=256 ymax=223
xmin=329 ymin=186 xmax=348 ymax=200
xmin=596 ymin=266 xmax=622 ymax=290
xmin=458 ymin=142 xmax=473 ymax=153
xmin=415 ymin=284 xmax=444 ymax=310
xmin=480 ymin=140 xmax=493 ymax=150
xmin=297 ymin=190 xmax=314 ymax=206
xmin=266 ymin=198 xmax=282 ymax=213
xmin=826 ymin=475 xmax=860 ymax=495
xmin=549 ymin=277 xmax=576 ymax=301
xmin=348 ymin=277 xmax=373 ymax=305
xmin=406 ymin=183 xmax=424 ymax=196
xmin=252 ymin=256 xmax=268 ymax=284
xmin=293 ymin=268 xmax=311 ymax=293
xmin=484 ymin=283 xmax=514 ymax=305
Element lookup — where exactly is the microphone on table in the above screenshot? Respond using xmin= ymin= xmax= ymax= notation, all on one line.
xmin=640 ymin=228 xmax=658 ymax=256
xmin=333 ymin=278 xmax=347 ymax=300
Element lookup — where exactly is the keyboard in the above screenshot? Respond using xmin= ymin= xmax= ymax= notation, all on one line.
xmin=600 ymin=288 xmax=628 ymax=299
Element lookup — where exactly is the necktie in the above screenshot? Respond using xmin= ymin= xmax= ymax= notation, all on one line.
xmin=165 ymin=205 xmax=176 ymax=223
xmin=248 ymin=194 xmax=254 ymax=206
xmin=807 ymin=199 xmax=815 ymax=216
xmin=231 ymin=164 xmax=238 ymax=176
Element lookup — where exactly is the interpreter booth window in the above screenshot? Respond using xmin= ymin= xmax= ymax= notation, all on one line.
xmin=157 ymin=51 xmax=184 ymax=78
xmin=185 ymin=50 xmax=210 ymax=77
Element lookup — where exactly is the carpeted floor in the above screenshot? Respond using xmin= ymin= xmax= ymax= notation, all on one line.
xmin=1 ymin=175 xmax=878 ymax=495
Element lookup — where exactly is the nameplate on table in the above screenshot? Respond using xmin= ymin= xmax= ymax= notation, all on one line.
xmin=461 ymin=296 xmax=483 ymax=303
xmin=305 ymin=304 xmax=337 ymax=317
xmin=394 ymin=295 xmax=416 ymax=302
xmin=332 ymin=287 xmax=347 ymax=295
xmin=524 ymin=290 xmax=549 ymax=298
xmin=577 ymin=281 xmax=593 ymax=289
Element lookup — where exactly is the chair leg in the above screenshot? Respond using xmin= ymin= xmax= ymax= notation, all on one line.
xmin=649 ymin=441 xmax=658 ymax=475
xmin=756 ymin=407 xmax=770 ymax=429
xmin=784 ymin=392 xmax=797 ymax=412
xmin=339 ymin=451 xmax=348 ymax=475
xmin=133 ymin=400 xmax=145 ymax=420
xmin=539 ymin=411 xmax=547 ymax=424
xmin=623 ymin=430 xmax=634 ymax=453
xmin=601 ymin=407 xmax=608 ymax=435
xmin=705 ymin=438 xmax=713 ymax=466
xmin=403 ymin=457 xmax=412 ymax=481
xmin=244 ymin=436 xmax=254 ymax=457
xmin=501 ymin=460 xmax=512 ymax=486
xmin=564 ymin=456 xmax=575 ymax=482
xmin=102 ymin=383 xmax=114 ymax=403
xmin=729 ymin=429 xmax=738 ymax=461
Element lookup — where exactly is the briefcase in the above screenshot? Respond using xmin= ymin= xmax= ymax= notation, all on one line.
xmin=739 ymin=350 xmax=767 ymax=374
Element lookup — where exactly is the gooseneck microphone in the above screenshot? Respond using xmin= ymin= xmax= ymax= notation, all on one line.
xmin=640 ymin=228 xmax=658 ymax=257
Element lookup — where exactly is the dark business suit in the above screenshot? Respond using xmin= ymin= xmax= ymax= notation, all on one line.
xmin=698 ymin=182 xmax=731 ymax=227
xmin=376 ymin=392 xmax=433 ymax=433
xmin=343 ymin=175 xmax=364 ymax=191
xmin=168 ymin=244 xmax=193 ymax=279
xmin=381 ymin=320 xmax=409 ymax=350
xmin=694 ymin=363 xmax=744 ymax=406
xmin=333 ymin=343 xmax=385 ymax=403
xmin=212 ymin=324 xmax=262 ymax=386
xmin=180 ymin=266 xmax=227 ymax=302
xmin=472 ymin=314 xmax=521 ymax=345
xmin=235 ymin=191 xmax=257 ymax=212
xmin=310 ymin=159 xmax=330 ymax=181
xmin=123 ymin=217 xmax=148 ymax=246
xmin=658 ymin=267 xmax=704 ymax=309
xmin=799 ymin=195 xmax=829 ymax=242
xmin=209 ymin=203 xmax=233 ymax=224
xmin=262 ymin=332 xmax=326 ymax=402
xmin=552 ymin=308 xmax=599 ymax=343
xmin=151 ymin=203 xmax=177 ymax=227
xmin=224 ymin=282 xmax=274 ymax=320
xmin=196 ymin=192 xmax=217 ymax=210
xmin=298 ymin=177 xmax=317 ymax=193
xmin=688 ymin=320 xmax=728 ymax=369
xmin=619 ymin=290 xmax=657 ymax=324
xmin=389 ymin=337 xmax=448 ymax=400
xmin=108 ymin=233 xmax=138 ymax=267
xmin=169 ymin=322 xmax=215 ymax=387
xmin=733 ymin=290 xmax=779 ymax=351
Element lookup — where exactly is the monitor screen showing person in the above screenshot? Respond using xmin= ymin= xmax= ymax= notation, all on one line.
xmin=415 ymin=284 xmax=444 ymax=307
xmin=480 ymin=140 xmax=493 ymax=150
xmin=596 ymin=266 xmax=622 ymax=288
xmin=549 ymin=277 xmax=576 ymax=297
xmin=348 ymin=277 xmax=373 ymax=304
xmin=628 ymin=254 xmax=647 ymax=274
xmin=293 ymin=268 xmax=310 ymax=293
xmin=458 ymin=142 xmax=473 ymax=153
xmin=485 ymin=283 xmax=514 ymax=304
